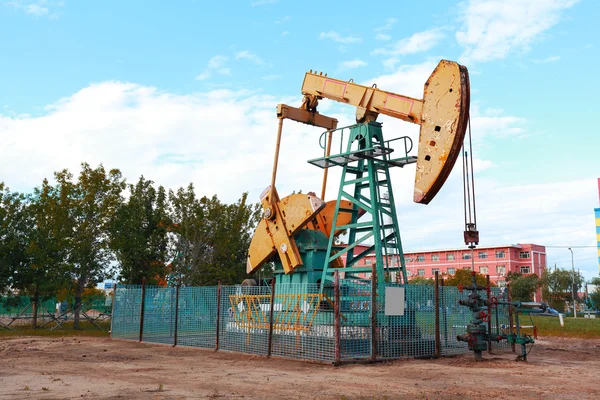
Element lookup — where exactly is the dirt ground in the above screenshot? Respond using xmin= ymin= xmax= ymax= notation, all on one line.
xmin=0 ymin=336 xmax=598 ymax=400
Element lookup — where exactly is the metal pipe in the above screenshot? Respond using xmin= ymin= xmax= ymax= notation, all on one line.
xmin=441 ymin=278 xmax=448 ymax=347
xmin=110 ymin=283 xmax=117 ymax=338
xmin=568 ymin=247 xmax=577 ymax=318
xmin=371 ymin=265 xmax=377 ymax=361
xmin=507 ymin=283 xmax=515 ymax=353
xmin=269 ymin=117 xmax=284 ymax=206
xmin=334 ymin=270 xmax=341 ymax=365
xmin=486 ymin=275 xmax=491 ymax=353
xmin=320 ymin=130 xmax=334 ymax=200
xmin=215 ymin=281 xmax=221 ymax=351
xmin=139 ymin=277 xmax=146 ymax=342
xmin=173 ymin=284 xmax=180 ymax=347
xmin=268 ymin=277 xmax=276 ymax=357
xmin=434 ymin=271 xmax=440 ymax=357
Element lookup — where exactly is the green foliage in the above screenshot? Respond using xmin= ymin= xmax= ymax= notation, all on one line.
xmin=444 ymin=269 xmax=494 ymax=287
xmin=589 ymin=277 xmax=600 ymax=311
xmin=110 ymin=176 xmax=170 ymax=284
xmin=55 ymin=163 xmax=126 ymax=328
xmin=169 ymin=185 xmax=261 ymax=286
xmin=540 ymin=268 xmax=585 ymax=311
xmin=506 ymin=272 xmax=539 ymax=302
xmin=409 ymin=276 xmax=434 ymax=285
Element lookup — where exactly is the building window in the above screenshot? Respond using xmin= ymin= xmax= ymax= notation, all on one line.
xmin=496 ymin=265 xmax=506 ymax=275
xmin=431 ymin=254 xmax=440 ymax=262
xmin=462 ymin=253 xmax=471 ymax=260
xmin=479 ymin=266 xmax=488 ymax=274
xmin=406 ymin=257 xmax=414 ymax=262
xmin=520 ymin=251 xmax=530 ymax=259
xmin=447 ymin=267 xmax=456 ymax=275
xmin=365 ymin=258 xmax=371 ymax=265
xmin=520 ymin=266 xmax=531 ymax=274
xmin=446 ymin=253 xmax=455 ymax=261
xmin=478 ymin=252 xmax=488 ymax=259
xmin=417 ymin=269 xmax=425 ymax=276
xmin=406 ymin=270 xmax=412 ymax=276
xmin=432 ymin=268 xmax=440 ymax=275
xmin=417 ymin=255 xmax=425 ymax=262
xmin=495 ymin=250 xmax=505 ymax=258
xmin=498 ymin=280 xmax=506 ymax=288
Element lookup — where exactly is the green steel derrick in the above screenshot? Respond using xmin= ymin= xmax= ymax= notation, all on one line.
xmin=308 ymin=122 xmax=416 ymax=293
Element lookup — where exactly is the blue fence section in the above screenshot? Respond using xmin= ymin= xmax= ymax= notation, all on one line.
xmin=111 ymin=280 xmax=512 ymax=363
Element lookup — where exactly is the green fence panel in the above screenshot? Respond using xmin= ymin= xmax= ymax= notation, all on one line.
xmin=177 ymin=286 xmax=218 ymax=349
xmin=111 ymin=285 xmax=142 ymax=340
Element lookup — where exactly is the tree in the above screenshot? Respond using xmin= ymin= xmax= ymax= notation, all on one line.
xmin=506 ymin=272 xmax=539 ymax=302
xmin=0 ymin=183 xmax=29 ymax=295
xmin=444 ymin=269 xmax=494 ymax=287
xmin=110 ymin=176 xmax=170 ymax=284
xmin=589 ymin=277 xmax=600 ymax=311
xmin=540 ymin=268 xmax=585 ymax=311
xmin=409 ymin=276 xmax=434 ymax=285
xmin=169 ymin=185 xmax=261 ymax=286
xmin=56 ymin=163 xmax=125 ymax=329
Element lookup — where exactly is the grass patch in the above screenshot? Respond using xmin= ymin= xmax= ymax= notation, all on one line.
xmin=529 ymin=315 xmax=600 ymax=339
xmin=0 ymin=320 xmax=110 ymax=338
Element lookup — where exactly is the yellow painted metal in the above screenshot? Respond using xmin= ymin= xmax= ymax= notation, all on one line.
xmin=307 ymin=200 xmax=364 ymax=238
xmin=302 ymin=72 xmax=423 ymax=124
xmin=228 ymin=293 xmax=331 ymax=331
xmin=300 ymin=60 xmax=470 ymax=205
xmin=413 ymin=60 xmax=470 ymax=204
xmin=246 ymin=186 xmax=325 ymax=274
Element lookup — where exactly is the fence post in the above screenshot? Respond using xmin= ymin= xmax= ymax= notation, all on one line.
xmin=110 ymin=283 xmax=117 ymax=338
xmin=139 ymin=277 xmax=146 ymax=342
xmin=441 ymin=278 xmax=448 ymax=347
xmin=435 ymin=271 xmax=440 ymax=357
xmin=334 ymin=270 xmax=341 ymax=365
xmin=507 ymin=283 xmax=515 ymax=353
xmin=173 ymin=284 xmax=180 ymax=347
xmin=215 ymin=281 xmax=221 ymax=351
xmin=267 ymin=277 xmax=276 ymax=357
xmin=371 ymin=266 xmax=377 ymax=361
xmin=486 ymin=275 xmax=492 ymax=353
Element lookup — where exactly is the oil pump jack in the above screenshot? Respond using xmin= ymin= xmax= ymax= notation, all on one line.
xmin=246 ymin=60 xmax=470 ymax=295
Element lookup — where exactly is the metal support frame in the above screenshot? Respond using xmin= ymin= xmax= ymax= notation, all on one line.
xmin=317 ymin=122 xmax=411 ymax=293
xmin=139 ymin=277 xmax=146 ymax=342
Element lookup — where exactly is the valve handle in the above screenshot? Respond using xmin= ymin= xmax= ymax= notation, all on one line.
xmin=489 ymin=296 xmax=498 ymax=308
xmin=458 ymin=284 xmax=464 ymax=293
xmin=479 ymin=310 xmax=490 ymax=322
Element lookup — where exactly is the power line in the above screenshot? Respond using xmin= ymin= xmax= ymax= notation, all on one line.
xmin=544 ymin=245 xmax=597 ymax=248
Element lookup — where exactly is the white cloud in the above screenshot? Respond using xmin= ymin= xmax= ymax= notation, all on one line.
xmin=375 ymin=33 xmax=391 ymax=41
xmin=195 ymin=55 xmax=229 ymax=81
xmin=535 ymin=55 xmax=561 ymax=63
xmin=281 ymin=31 xmax=289 ymax=37
xmin=3 ymin=0 xmax=65 ymax=17
xmin=275 ymin=16 xmax=290 ymax=24
xmin=319 ymin=31 xmax=362 ymax=44
xmin=456 ymin=0 xmax=580 ymax=63
xmin=372 ymin=29 xmax=444 ymax=56
xmin=251 ymin=0 xmax=278 ymax=6
xmin=374 ymin=18 xmax=397 ymax=32
xmin=339 ymin=59 xmax=367 ymax=70
xmin=207 ymin=55 xmax=228 ymax=69
xmin=262 ymin=74 xmax=281 ymax=80
xmin=25 ymin=3 xmax=48 ymax=15
xmin=235 ymin=50 xmax=266 ymax=66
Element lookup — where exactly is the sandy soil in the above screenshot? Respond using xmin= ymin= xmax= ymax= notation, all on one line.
xmin=0 ymin=335 xmax=599 ymax=399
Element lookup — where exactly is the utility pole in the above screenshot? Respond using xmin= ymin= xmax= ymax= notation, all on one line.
xmin=568 ymin=248 xmax=577 ymax=318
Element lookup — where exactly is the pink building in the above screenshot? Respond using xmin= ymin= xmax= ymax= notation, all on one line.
xmin=341 ymin=243 xmax=547 ymax=300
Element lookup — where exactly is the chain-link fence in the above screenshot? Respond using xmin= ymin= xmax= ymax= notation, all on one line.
xmin=111 ymin=277 xmax=513 ymax=363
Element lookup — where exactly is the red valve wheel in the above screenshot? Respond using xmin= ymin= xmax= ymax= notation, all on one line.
xmin=489 ymin=296 xmax=498 ymax=308
xmin=458 ymin=284 xmax=464 ymax=293
xmin=479 ymin=310 xmax=490 ymax=322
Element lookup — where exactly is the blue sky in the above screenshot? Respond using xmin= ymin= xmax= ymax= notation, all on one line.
xmin=1 ymin=0 xmax=599 ymax=279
